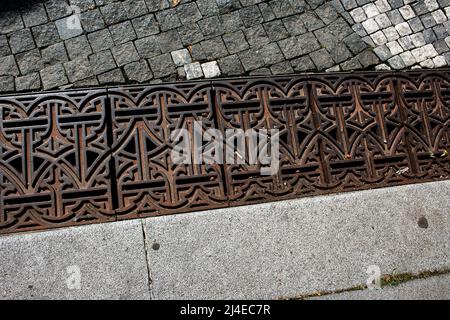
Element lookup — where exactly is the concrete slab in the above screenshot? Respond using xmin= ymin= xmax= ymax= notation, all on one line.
xmin=311 ymin=274 xmax=450 ymax=300
xmin=0 ymin=220 xmax=150 ymax=300
xmin=143 ymin=180 xmax=450 ymax=300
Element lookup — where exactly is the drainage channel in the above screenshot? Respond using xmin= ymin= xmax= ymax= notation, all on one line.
xmin=0 ymin=70 xmax=449 ymax=234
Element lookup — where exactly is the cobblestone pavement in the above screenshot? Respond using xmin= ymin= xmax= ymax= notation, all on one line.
xmin=0 ymin=0 xmax=449 ymax=93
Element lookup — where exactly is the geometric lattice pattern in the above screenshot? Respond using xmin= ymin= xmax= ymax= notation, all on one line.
xmin=1 ymin=70 xmax=449 ymax=234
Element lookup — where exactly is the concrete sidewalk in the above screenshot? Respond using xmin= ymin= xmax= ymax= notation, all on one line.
xmin=1 ymin=180 xmax=449 ymax=299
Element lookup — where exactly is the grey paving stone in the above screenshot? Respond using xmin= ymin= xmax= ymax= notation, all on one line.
xmin=15 ymin=72 xmax=41 ymax=91
xmin=124 ymin=59 xmax=153 ymax=82
xmin=217 ymin=0 xmax=242 ymax=14
xmin=9 ymin=29 xmax=35 ymax=54
xmin=316 ymin=3 xmax=340 ymax=25
xmin=21 ymin=3 xmax=48 ymax=28
xmin=239 ymin=5 xmax=264 ymax=27
xmin=218 ymin=54 xmax=245 ymax=75
xmin=344 ymin=32 xmax=368 ymax=54
xmin=40 ymin=63 xmax=69 ymax=89
xmin=69 ymin=0 xmax=96 ymax=12
xmin=190 ymin=43 xmax=207 ymax=60
xmin=283 ymin=15 xmax=308 ymax=37
xmin=0 ymin=11 xmax=23 ymax=34
xmin=198 ymin=16 xmax=224 ymax=38
xmin=357 ymin=49 xmax=380 ymax=67
xmin=423 ymin=28 xmax=438 ymax=43
xmin=0 ymin=55 xmax=19 ymax=76
xmin=100 ymin=2 xmax=128 ymax=25
xmin=340 ymin=56 xmax=362 ymax=70
xmin=310 ymin=48 xmax=335 ymax=70
xmin=307 ymin=0 xmax=326 ymax=9
xmin=196 ymin=0 xmax=220 ymax=17
xmin=178 ymin=24 xmax=205 ymax=45
xmin=74 ymin=76 xmax=99 ymax=88
xmin=132 ymin=14 xmax=160 ymax=38
xmin=278 ymin=33 xmax=321 ymax=59
xmin=177 ymin=2 xmax=203 ymax=24
xmin=110 ymin=21 xmax=137 ymax=45
xmin=41 ymin=43 xmax=69 ymax=66
xmin=157 ymin=30 xmax=183 ymax=53
xmin=244 ymin=24 xmax=270 ymax=46
xmin=123 ymin=0 xmax=149 ymax=19
xmin=16 ymin=49 xmax=43 ymax=75
xmin=223 ymin=30 xmax=249 ymax=54
xmin=98 ymin=68 xmax=125 ymax=84
xmin=80 ymin=9 xmax=106 ymax=33
xmin=89 ymin=50 xmax=117 ymax=75
xmin=45 ymin=0 xmax=71 ymax=21
xmin=64 ymin=57 xmax=93 ymax=82
xmin=341 ymin=0 xmax=358 ymax=10
xmin=220 ymin=11 xmax=244 ymax=33
xmin=65 ymin=35 xmax=93 ymax=60
xmin=258 ymin=2 xmax=276 ymax=21
xmin=0 ymin=35 xmax=11 ymax=57
xmin=32 ymin=23 xmax=60 ymax=48
xmin=112 ymin=42 xmax=140 ymax=67
xmin=290 ymin=54 xmax=316 ymax=71
xmin=145 ymin=0 xmax=170 ymax=13
xmin=156 ymin=8 xmax=181 ymax=31
xmin=264 ymin=20 xmax=289 ymax=41
xmin=148 ymin=53 xmax=176 ymax=78
xmin=422 ymin=13 xmax=437 ymax=29
xmin=373 ymin=45 xmax=393 ymax=61
xmin=184 ymin=62 xmax=204 ymax=80
xmin=249 ymin=67 xmax=272 ymax=75
xmin=135 ymin=35 xmax=161 ymax=58
xmin=269 ymin=0 xmax=295 ymax=18
xmin=0 ymin=76 xmax=14 ymax=92
xmin=270 ymin=60 xmax=294 ymax=74
xmin=88 ymin=29 xmax=115 ymax=52
xmin=200 ymin=37 xmax=229 ymax=59
xmin=259 ymin=42 xmax=285 ymax=65
xmin=55 ymin=16 xmax=84 ymax=40
xmin=238 ymin=47 xmax=265 ymax=70
xmin=301 ymin=11 xmax=325 ymax=31
xmin=288 ymin=0 xmax=308 ymax=13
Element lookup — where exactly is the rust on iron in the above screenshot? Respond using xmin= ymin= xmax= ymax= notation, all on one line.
xmin=0 ymin=70 xmax=449 ymax=234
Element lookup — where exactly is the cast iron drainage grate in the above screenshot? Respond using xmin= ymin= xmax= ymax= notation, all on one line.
xmin=1 ymin=70 xmax=449 ymax=234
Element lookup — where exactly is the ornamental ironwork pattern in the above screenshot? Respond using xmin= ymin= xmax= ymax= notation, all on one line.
xmin=0 ymin=70 xmax=449 ymax=234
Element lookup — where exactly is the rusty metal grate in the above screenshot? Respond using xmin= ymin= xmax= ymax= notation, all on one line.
xmin=1 ymin=70 xmax=449 ymax=234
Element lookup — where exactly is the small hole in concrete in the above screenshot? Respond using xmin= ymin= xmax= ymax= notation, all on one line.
xmin=152 ymin=243 xmax=160 ymax=250
xmin=418 ymin=216 xmax=429 ymax=229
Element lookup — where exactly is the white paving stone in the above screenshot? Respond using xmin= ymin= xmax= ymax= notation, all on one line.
xmin=400 ymin=51 xmax=416 ymax=66
xmin=350 ymin=8 xmax=367 ymax=23
xmin=399 ymin=6 xmax=416 ymax=20
xmin=387 ymin=41 xmax=404 ymax=55
xmin=171 ymin=49 xmax=192 ymax=66
xmin=374 ymin=13 xmax=392 ymax=28
xmin=375 ymin=63 xmax=391 ymax=70
xmin=411 ymin=33 xmax=426 ymax=47
xmin=371 ymin=30 xmax=388 ymax=45
xmin=425 ymin=0 xmax=440 ymax=11
xmin=363 ymin=3 xmax=380 ymax=18
xmin=432 ymin=10 xmax=448 ymax=24
xmin=433 ymin=55 xmax=447 ymax=67
xmin=384 ymin=27 xmax=400 ymax=41
xmin=395 ymin=22 xmax=413 ymax=36
xmin=420 ymin=59 xmax=435 ymax=68
xmin=184 ymin=62 xmax=203 ymax=80
xmin=375 ymin=0 xmax=391 ymax=13
xmin=201 ymin=61 xmax=221 ymax=78
xmin=362 ymin=18 xmax=380 ymax=34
